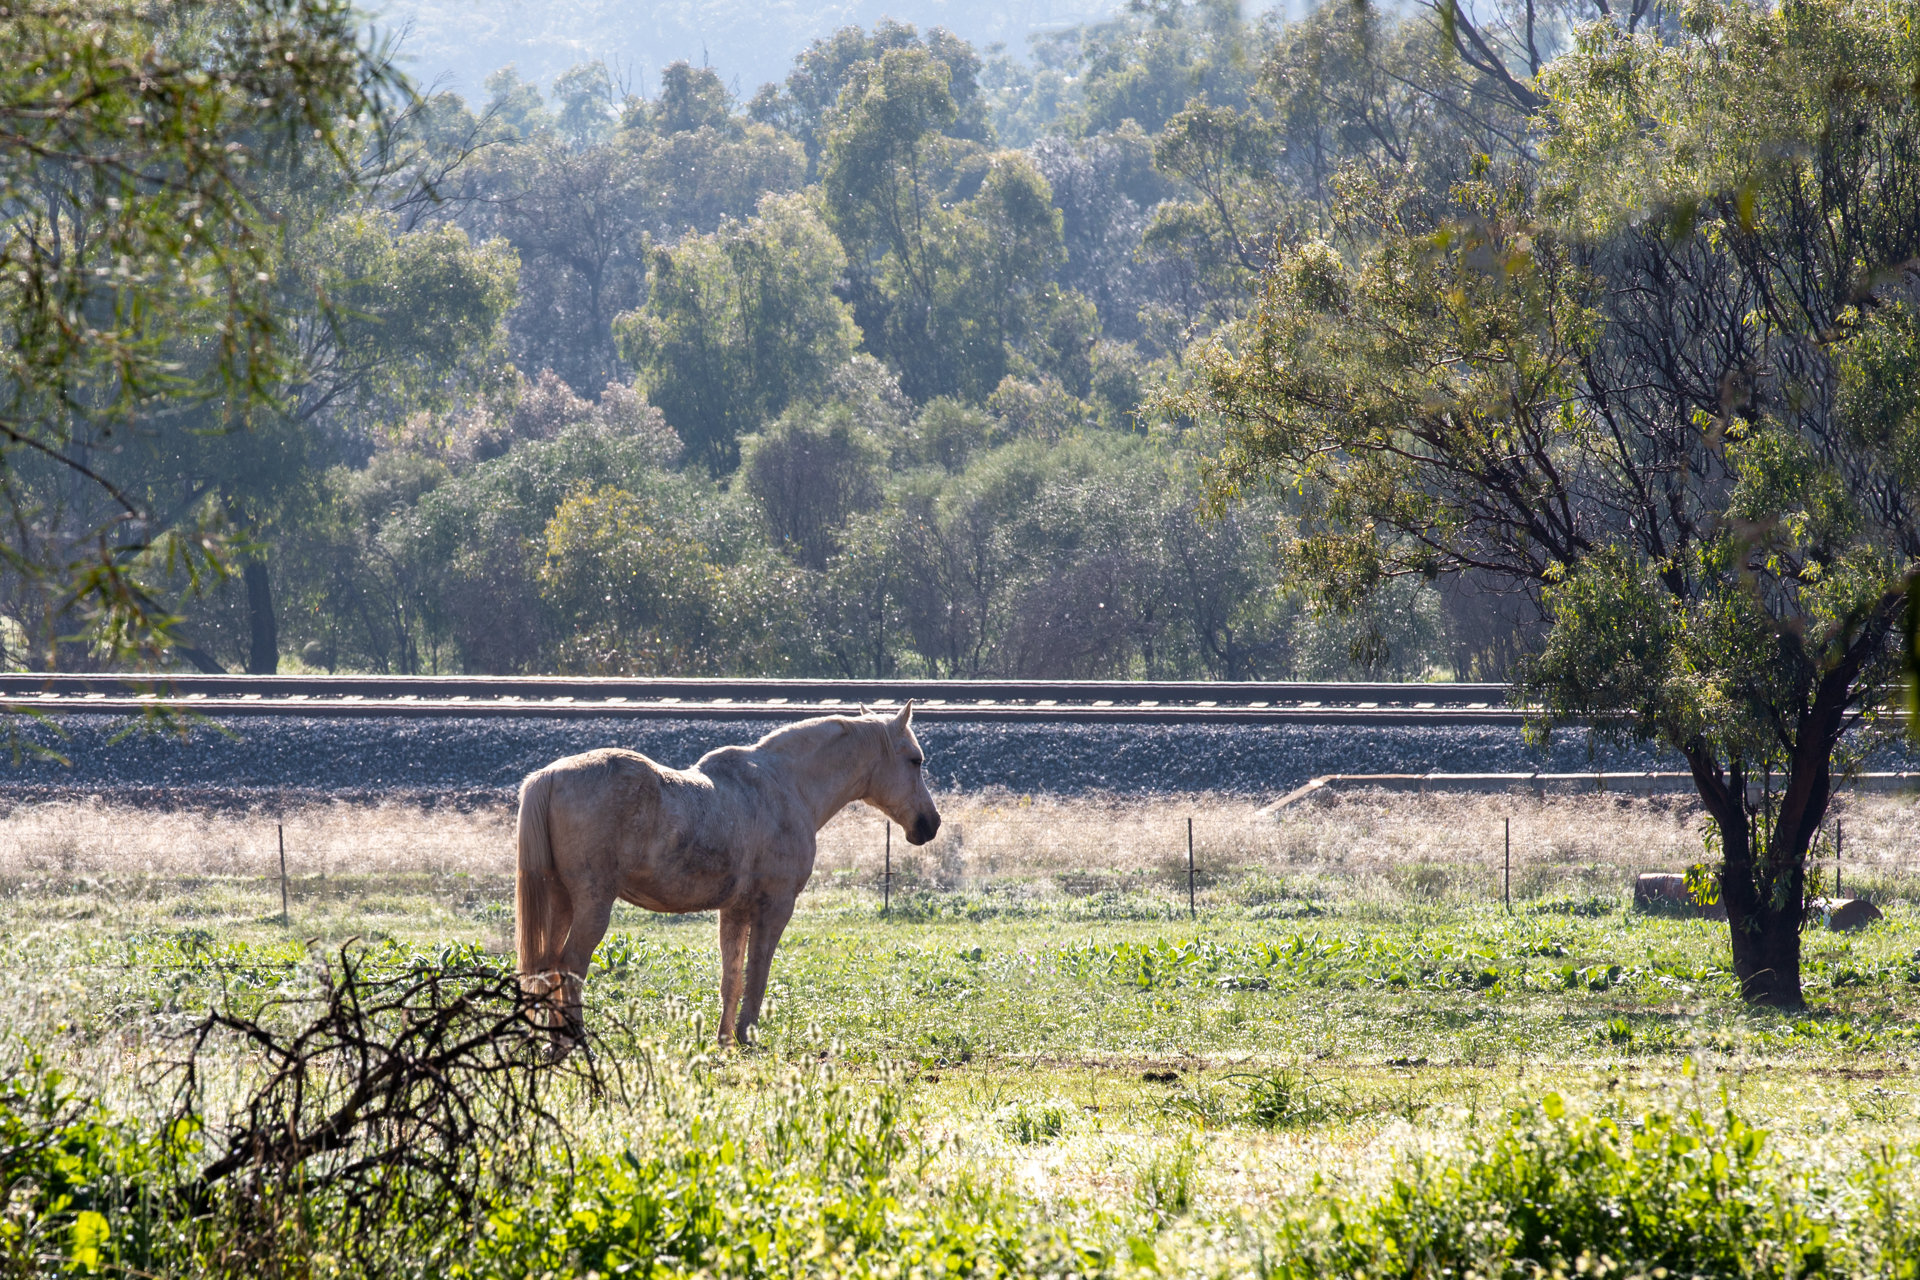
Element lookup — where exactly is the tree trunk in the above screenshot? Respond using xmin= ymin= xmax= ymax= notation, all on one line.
xmin=1720 ymin=802 xmax=1808 ymax=1008
xmin=1685 ymin=748 xmax=1806 ymax=1006
xmin=1680 ymin=665 xmax=1857 ymax=1008
xmin=175 ymin=645 xmax=227 ymax=675
xmin=243 ymin=555 xmax=279 ymax=675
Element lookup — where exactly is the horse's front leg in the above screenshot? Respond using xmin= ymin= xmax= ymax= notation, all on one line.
xmin=735 ymin=896 xmax=796 ymax=1046
xmin=717 ymin=906 xmax=751 ymax=1047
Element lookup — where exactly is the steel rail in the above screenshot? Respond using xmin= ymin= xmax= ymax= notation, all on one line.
xmin=0 ymin=674 xmax=1524 ymax=724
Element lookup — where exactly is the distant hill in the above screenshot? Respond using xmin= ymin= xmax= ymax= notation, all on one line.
xmin=372 ymin=0 xmax=1125 ymax=102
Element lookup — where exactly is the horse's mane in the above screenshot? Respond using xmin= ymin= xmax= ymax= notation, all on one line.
xmin=750 ymin=714 xmax=871 ymax=756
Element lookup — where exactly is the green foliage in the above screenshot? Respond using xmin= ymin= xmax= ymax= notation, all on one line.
xmin=1174 ymin=0 xmax=1920 ymax=1005
xmin=0 ymin=1056 xmax=188 ymax=1276
xmin=749 ymin=18 xmax=992 ymax=174
xmin=1233 ymin=1068 xmax=1352 ymax=1129
xmin=918 ymin=398 xmax=997 ymax=473
xmin=64 ymin=1 xmax=1574 ymax=688
xmin=1522 ymin=550 xmax=1696 ymax=746
xmin=632 ymin=121 xmax=808 ymax=243
xmin=551 ymin=60 xmax=615 ymax=148
xmin=454 ymin=64 xmax=806 ymax=396
xmin=1133 ymin=1137 xmax=1197 ymax=1227
xmin=741 ymin=406 xmax=887 ymax=572
xmin=14 ymin=1039 xmax=1909 ymax=1280
xmin=652 ymin=61 xmax=735 ymax=136
xmin=1000 ymin=1097 xmax=1071 ymax=1144
xmin=278 ymin=379 xmax=691 ymax=674
xmin=79 ymin=0 xmax=1920 ymax=713
xmin=1685 ymin=861 xmax=1722 ymax=909
xmin=1075 ymin=0 xmax=1261 ymax=138
xmin=412 ymin=401 xmax=707 ymax=674
xmin=0 ymin=0 xmax=404 ymax=668
xmin=304 ymin=212 xmax=521 ymax=434
xmin=618 ymin=194 xmax=858 ymax=474
xmin=482 ymin=65 xmax=553 ymax=141
xmin=871 ymin=432 xmax=1295 ymax=679
xmin=1274 ymin=1097 xmax=1832 ymax=1279
xmin=1838 ymin=309 xmax=1920 ymax=723
xmin=820 ymin=48 xmax=1096 ymax=405
xmin=540 ymin=484 xmax=761 ymax=675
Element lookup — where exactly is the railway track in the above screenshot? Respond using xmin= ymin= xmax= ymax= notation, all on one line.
xmin=0 ymin=674 xmax=1526 ymax=725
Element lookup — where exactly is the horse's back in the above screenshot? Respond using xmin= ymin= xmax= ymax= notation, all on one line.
xmin=541 ymin=752 xmax=683 ymax=832
xmin=533 ymin=748 xmax=751 ymax=911
xmin=537 ymin=746 xmax=667 ymax=791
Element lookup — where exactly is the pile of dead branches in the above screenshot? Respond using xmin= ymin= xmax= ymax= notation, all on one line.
xmin=171 ymin=944 xmax=617 ymax=1224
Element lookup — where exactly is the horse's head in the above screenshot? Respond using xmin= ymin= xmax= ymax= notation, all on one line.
xmin=866 ymin=701 xmax=941 ymax=845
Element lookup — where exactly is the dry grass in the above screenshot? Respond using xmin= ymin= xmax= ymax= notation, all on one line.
xmin=814 ymin=786 xmax=1920 ymax=903
xmin=0 ymin=786 xmax=1914 ymax=908
xmin=0 ymin=798 xmax=514 ymax=882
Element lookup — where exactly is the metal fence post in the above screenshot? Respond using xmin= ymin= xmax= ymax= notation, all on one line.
xmin=278 ymin=824 xmax=289 ymax=925
xmin=1504 ymin=817 xmax=1512 ymax=915
xmin=884 ymin=823 xmax=891 ymax=918
xmin=1187 ymin=817 xmax=1195 ymax=921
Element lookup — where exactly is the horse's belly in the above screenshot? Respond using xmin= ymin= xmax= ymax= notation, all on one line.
xmin=619 ymin=884 xmax=730 ymax=914
xmin=617 ymin=841 xmax=740 ymax=914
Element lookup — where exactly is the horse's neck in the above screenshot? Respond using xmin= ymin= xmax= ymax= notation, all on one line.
xmin=775 ymin=728 xmax=873 ymax=831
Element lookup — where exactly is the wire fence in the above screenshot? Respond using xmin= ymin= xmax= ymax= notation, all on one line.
xmin=803 ymin=792 xmax=1920 ymax=914
xmin=2 ymin=789 xmax=1917 ymax=920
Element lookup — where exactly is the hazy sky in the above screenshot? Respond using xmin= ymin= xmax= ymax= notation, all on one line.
xmin=372 ymin=0 xmax=1131 ymax=103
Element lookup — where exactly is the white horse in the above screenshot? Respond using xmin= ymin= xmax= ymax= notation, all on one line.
xmin=515 ymin=703 xmax=940 ymax=1045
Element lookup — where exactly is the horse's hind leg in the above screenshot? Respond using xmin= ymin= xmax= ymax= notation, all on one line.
xmin=717 ymin=906 xmax=750 ymax=1047
xmin=519 ymin=889 xmax=574 ymax=1039
xmin=736 ymin=896 xmax=796 ymax=1046
xmin=553 ymin=891 xmax=614 ymax=1044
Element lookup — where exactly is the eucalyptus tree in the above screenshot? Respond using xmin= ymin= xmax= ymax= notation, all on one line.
xmin=740 ymin=404 xmax=887 ymax=572
xmin=748 ymin=19 xmax=990 ymax=176
xmin=464 ymin=61 xmax=802 ymax=398
xmin=0 ymin=0 xmax=406 ymax=670
xmin=615 ymin=193 xmax=859 ymax=474
xmin=1174 ymin=0 xmax=1920 ymax=1005
xmin=820 ymin=46 xmax=1096 ymax=404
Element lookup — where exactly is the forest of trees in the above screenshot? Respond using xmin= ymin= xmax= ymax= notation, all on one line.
xmin=1 ymin=0 xmax=1572 ymax=682
xmin=2 ymin=0 xmax=1910 ymax=699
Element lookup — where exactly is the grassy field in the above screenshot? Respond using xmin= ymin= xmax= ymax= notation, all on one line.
xmin=3 ymin=789 xmax=1920 ymax=1275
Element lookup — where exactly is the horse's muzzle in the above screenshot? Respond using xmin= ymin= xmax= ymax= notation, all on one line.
xmin=908 ymin=813 xmax=940 ymax=845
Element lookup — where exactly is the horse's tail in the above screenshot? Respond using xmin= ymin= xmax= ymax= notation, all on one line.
xmin=516 ymin=769 xmax=561 ymax=974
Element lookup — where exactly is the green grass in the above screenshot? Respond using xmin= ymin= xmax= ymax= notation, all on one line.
xmin=5 ymin=862 xmax=1920 ymax=1276
xmin=27 ymin=875 xmax=1920 ymax=1061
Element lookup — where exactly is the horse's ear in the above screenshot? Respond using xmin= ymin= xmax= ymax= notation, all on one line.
xmin=892 ymin=700 xmax=913 ymax=728
xmin=859 ymin=703 xmax=870 ymax=717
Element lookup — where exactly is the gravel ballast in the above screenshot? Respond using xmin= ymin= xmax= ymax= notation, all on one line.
xmin=0 ymin=713 xmax=1733 ymax=807
xmin=4 ymin=713 xmax=1913 ymax=808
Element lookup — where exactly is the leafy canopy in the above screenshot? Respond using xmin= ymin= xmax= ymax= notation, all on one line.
xmin=0 ymin=0 xmax=405 ymax=664
xmin=615 ymin=193 xmax=859 ymax=476
xmin=1172 ymin=0 xmax=1920 ymax=1004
